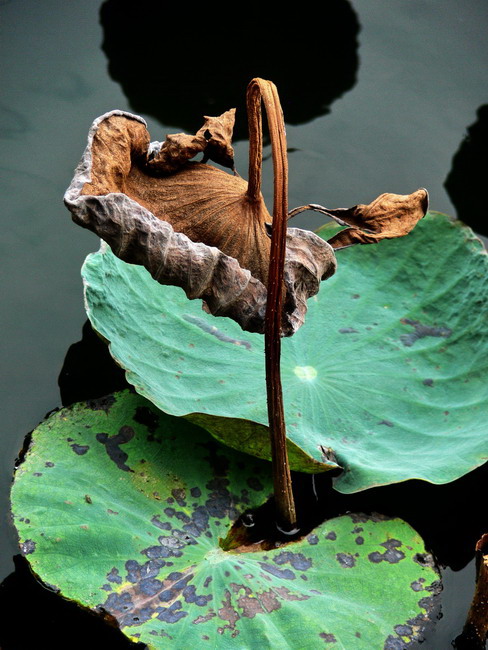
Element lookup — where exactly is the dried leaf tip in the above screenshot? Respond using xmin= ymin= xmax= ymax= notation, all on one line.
xmin=198 ymin=109 xmax=236 ymax=169
xmin=147 ymin=108 xmax=236 ymax=175
xmin=290 ymin=188 xmax=429 ymax=249
xmin=327 ymin=188 xmax=429 ymax=249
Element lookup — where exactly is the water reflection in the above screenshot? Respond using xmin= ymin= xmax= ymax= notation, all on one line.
xmin=58 ymin=321 xmax=128 ymax=406
xmin=100 ymin=0 xmax=360 ymax=138
xmin=445 ymin=105 xmax=488 ymax=236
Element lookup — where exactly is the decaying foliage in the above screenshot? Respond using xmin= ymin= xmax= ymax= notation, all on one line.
xmin=288 ymin=190 xmax=429 ymax=249
xmin=64 ymin=81 xmax=428 ymax=337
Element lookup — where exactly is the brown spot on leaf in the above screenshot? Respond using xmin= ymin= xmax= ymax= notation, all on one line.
xmin=193 ymin=612 xmax=216 ymax=624
xmin=218 ymin=589 xmax=240 ymax=632
xmin=96 ymin=426 xmax=135 ymax=472
xmin=21 ymin=540 xmax=36 ymax=555
xmin=184 ymin=315 xmax=253 ymax=350
xmin=336 ymin=553 xmax=356 ymax=568
xmin=70 ymin=443 xmax=89 ymax=455
xmin=368 ymin=539 xmax=405 ymax=564
xmin=319 ymin=632 xmax=337 ymax=643
xmin=400 ymin=318 xmax=452 ymax=347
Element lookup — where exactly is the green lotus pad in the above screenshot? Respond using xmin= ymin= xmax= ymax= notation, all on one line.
xmin=11 ymin=391 xmax=440 ymax=648
xmin=82 ymin=212 xmax=488 ymax=492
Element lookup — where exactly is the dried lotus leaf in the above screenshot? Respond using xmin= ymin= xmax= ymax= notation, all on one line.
xmin=65 ymin=110 xmax=336 ymax=336
xmin=81 ymin=113 xmax=273 ymax=285
xmin=197 ymin=108 xmax=236 ymax=169
xmin=146 ymin=108 xmax=236 ymax=175
xmin=147 ymin=131 xmax=207 ymax=175
xmin=324 ymin=189 xmax=429 ymax=249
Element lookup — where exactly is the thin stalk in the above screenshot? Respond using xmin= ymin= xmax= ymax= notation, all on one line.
xmin=246 ymin=78 xmax=297 ymax=529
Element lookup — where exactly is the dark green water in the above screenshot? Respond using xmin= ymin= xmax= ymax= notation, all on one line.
xmin=1 ymin=1 xmax=487 ymax=647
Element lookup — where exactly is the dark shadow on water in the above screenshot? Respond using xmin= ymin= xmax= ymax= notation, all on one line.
xmin=0 ymin=557 xmax=145 ymax=650
xmin=58 ymin=320 xmax=129 ymax=407
xmin=100 ymin=0 xmax=360 ymax=139
xmin=445 ymin=104 xmax=488 ymax=237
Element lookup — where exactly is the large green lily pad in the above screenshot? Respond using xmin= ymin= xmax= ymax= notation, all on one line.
xmin=11 ymin=391 xmax=439 ymax=648
xmin=82 ymin=213 xmax=488 ymax=492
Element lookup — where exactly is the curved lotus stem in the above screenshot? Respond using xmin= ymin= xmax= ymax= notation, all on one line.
xmin=247 ymin=78 xmax=297 ymax=529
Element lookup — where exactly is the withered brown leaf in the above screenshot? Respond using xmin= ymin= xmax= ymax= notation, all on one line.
xmin=146 ymin=108 xmax=236 ymax=175
xmin=325 ymin=189 xmax=429 ymax=248
xmin=82 ymin=112 xmax=273 ymax=286
xmin=65 ymin=109 xmax=335 ymax=336
xmin=289 ymin=190 xmax=429 ymax=249
xmin=196 ymin=108 xmax=236 ymax=169
xmin=66 ymin=79 xmax=428 ymax=338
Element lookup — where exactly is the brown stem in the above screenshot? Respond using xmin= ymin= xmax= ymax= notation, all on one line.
xmin=455 ymin=534 xmax=488 ymax=649
xmin=246 ymin=78 xmax=297 ymax=529
xmin=288 ymin=203 xmax=352 ymax=228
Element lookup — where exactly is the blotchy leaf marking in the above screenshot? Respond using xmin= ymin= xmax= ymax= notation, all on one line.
xmin=70 ymin=444 xmax=89 ymax=455
xmin=21 ymin=540 xmax=36 ymax=555
xmin=395 ymin=624 xmax=413 ymax=637
xmin=96 ymin=426 xmax=135 ymax=471
xmin=368 ymin=539 xmax=405 ymax=564
xmin=336 ymin=553 xmax=356 ymax=568
xmin=319 ymin=632 xmax=337 ymax=643
xmin=400 ymin=318 xmax=452 ymax=347
xmin=259 ymin=563 xmax=296 ymax=580
xmin=273 ymin=551 xmax=313 ymax=571
xmin=107 ymin=567 xmax=122 ymax=584
xmin=183 ymin=315 xmax=253 ymax=350
xmin=218 ymin=589 xmax=240 ymax=636
xmin=104 ymin=565 xmax=200 ymax=627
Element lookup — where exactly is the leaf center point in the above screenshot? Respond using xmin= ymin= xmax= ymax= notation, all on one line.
xmin=293 ymin=366 xmax=318 ymax=381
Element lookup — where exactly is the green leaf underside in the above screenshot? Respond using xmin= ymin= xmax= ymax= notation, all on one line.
xmin=11 ymin=392 xmax=439 ymax=649
xmin=82 ymin=213 xmax=488 ymax=492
